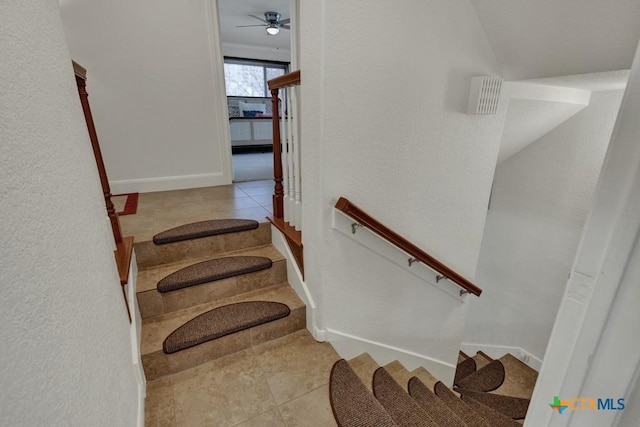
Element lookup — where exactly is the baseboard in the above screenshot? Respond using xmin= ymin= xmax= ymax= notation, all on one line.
xmin=270 ymin=225 xmax=323 ymax=342
xmin=326 ymin=328 xmax=457 ymax=386
xmin=460 ymin=342 xmax=543 ymax=371
xmin=110 ymin=172 xmax=229 ymax=194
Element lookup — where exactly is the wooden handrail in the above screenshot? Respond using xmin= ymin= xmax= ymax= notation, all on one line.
xmin=73 ymin=61 xmax=123 ymax=246
xmin=267 ymin=70 xmax=301 ymax=219
xmin=335 ymin=197 xmax=483 ymax=297
xmin=268 ymin=70 xmax=301 ymax=90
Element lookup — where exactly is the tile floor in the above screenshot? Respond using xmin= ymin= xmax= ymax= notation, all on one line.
xmin=127 ymin=182 xmax=341 ymax=426
xmin=146 ymin=330 xmax=340 ymax=427
xmin=120 ymin=180 xmax=274 ymax=243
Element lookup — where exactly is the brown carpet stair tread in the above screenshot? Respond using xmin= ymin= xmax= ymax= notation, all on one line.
xmin=157 ymin=256 xmax=272 ymax=293
xmin=372 ymin=367 xmax=438 ymax=427
xmin=454 ymin=357 xmax=477 ymax=385
xmin=455 ymin=359 xmax=505 ymax=392
xmin=460 ymin=395 xmax=522 ymax=427
xmin=454 ymin=388 xmax=530 ymax=420
xmin=407 ymin=377 xmax=468 ymax=427
xmin=163 ymin=301 xmax=290 ymax=354
xmin=433 ymin=381 xmax=491 ymax=427
xmin=153 ymin=219 xmax=259 ymax=244
xmin=329 ymin=359 xmax=396 ymax=427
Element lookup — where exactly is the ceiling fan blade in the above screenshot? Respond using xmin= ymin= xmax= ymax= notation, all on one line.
xmin=248 ymin=14 xmax=268 ymax=24
xmin=236 ymin=24 xmax=267 ymax=28
xmin=281 ymin=25 xmax=291 ymax=30
xmin=279 ymin=18 xmax=291 ymax=25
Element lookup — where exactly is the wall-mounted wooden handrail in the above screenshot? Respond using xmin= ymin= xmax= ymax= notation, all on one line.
xmin=268 ymin=70 xmax=301 ymax=90
xmin=335 ymin=197 xmax=483 ymax=297
xmin=268 ymin=70 xmax=301 ymax=219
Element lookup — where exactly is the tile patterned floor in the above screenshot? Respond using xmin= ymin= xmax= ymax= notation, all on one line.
xmin=132 ymin=183 xmax=340 ymax=426
xmin=120 ymin=181 xmax=274 ymax=242
xmin=145 ymin=330 xmax=340 ymax=427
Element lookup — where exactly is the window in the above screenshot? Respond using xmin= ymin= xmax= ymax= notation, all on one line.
xmin=223 ymin=58 xmax=288 ymax=97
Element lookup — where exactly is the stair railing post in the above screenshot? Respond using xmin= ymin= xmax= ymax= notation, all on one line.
xmin=74 ymin=69 xmax=123 ymax=245
xmin=271 ymin=88 xmax=284 ymax=219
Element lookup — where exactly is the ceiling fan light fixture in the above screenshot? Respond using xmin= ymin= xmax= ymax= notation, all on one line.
xmin=266 ymin=24 xmax=280 ymax=35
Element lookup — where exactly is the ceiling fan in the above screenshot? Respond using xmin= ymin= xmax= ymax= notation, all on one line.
xmin=236 ymin=11 xmax=290 ymax=36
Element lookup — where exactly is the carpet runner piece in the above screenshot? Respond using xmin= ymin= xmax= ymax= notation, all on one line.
xmin=460 ymin=395 xmax=522 ymax=427
xmin=329 ymin=359 xmax=396 ymax=427
xmin=372 ymin=367 xmax=438 ymax=427
xmin=153 ymin=219 xmax=259 ymax=244
xmin=454 ymin=357 xmax=477 ymax=385
xmin=454 ymin=388 xmax=530 ymax=420
xmin=157 ymin=256 xmax=272 ymax=293
xmin=163 ymin=301 xmax=290 ymax=354
xmin=433 ymin=382 xmax=491 ymax=427
xmin=407 ymin=377 xmax=467 ymax=427
xmin=455 ymin=359 xmax=505 ymax=392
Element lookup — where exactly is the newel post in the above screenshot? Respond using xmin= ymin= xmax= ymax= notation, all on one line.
xmin=271 ymin=88 xmax=284 ymax=219
xmin=74 ymin=67 xmax=123 ymax=245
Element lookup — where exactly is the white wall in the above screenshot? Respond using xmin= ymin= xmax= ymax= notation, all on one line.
xmin=222 ymin=42 xmax=291 ymax=63
xmin=59 ymin=0 xmax=231 ymax=193
xmin=465 ymin=88 xmax=624 ymax=362
xmin=299 ymin=0 xmax=505 ymax=373
xmin=0 ymin=1 xmax=139 ymax=426
xmin=526 ymin=40 xmax=640 ymax=427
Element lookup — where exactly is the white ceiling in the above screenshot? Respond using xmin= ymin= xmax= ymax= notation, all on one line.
xmin=470 ymin=0 xmax=640 ymax=80
xmin=218 ymin=0 xmax=291 ymax=51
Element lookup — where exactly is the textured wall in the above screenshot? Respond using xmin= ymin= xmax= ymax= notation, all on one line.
xmin=299 ymin=0 xmax=505 ymax=368
xmin=59 ymin=0 xmax=231 ymax=192
xmin=0 ymin=2 xmax=138 ymax=425
xmin=466 ymin=89 xmax=624 ymax=360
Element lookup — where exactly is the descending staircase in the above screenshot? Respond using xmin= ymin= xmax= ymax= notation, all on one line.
xmin=136 ymin=219 xmax=306 ymax=381
xmin=330 ymin=351 xmax=538 ymax=426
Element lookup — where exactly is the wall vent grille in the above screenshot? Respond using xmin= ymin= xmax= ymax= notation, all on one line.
xmin=467 ymin=76 xmax=503 ymax=115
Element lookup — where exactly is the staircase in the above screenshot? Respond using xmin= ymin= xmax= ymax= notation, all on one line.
xmin=329 ymin=351 xmax=538 ymax=426
xmin=137 ymin=219 xmax=307 ymax=382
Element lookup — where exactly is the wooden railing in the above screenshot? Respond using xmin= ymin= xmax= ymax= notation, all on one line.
xmin=73 ymin=61 xmax=133 ymax=321
xmin=266 ymin=70 xmax=304 ymax=276
xmin=335 ymin=197 xmax=483 ymax=297
xmin=268 ymin=70 xmax=301 ymax=222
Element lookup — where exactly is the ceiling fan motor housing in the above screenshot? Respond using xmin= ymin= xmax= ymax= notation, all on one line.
xmin=264 ymin=11 xmax=281 ymax=23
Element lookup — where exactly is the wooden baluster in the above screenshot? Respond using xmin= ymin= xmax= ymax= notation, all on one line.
xmin=74 ymin=66 xmax=123 ymax=245
xmin=271 ymin=88 xmax=284 ymax=218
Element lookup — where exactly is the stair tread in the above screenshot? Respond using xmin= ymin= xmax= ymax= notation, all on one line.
xmin=329 ymin=360 xmax=396 ymax=427
xmin=433 ymin=382 xmax=492 ymax=427
xmin=383 ymin=360 xmax=412 ymax=391
xmin=408 ymin=377 xmax=468 ymax=427
xmin=373 ymin=367 xmax=438 ymax=426
xmin=472 ymin=352 xmax=493 ymax=370
xmin=153 ymin=219 xmax=259 ymax=244
xmin=490 ymin=354 xmax=538 ymax=400
xmin=454 ymin=356 xmax=478 ymax=385
xmin=347 ymin=353 xmax=380 ymax=393
xmin=137 ymin=244 xmax=283 ymax=293
xmin=141 ymin=283 xmax=303 ymax=355
xmin=163 ymin=300 xmax=290 ymax=354
xmin=456 ymin=359 xmax=505 ymax=392
xmin=409 ymin=367 xmax=439 ymax=393
xmin=157 ymin=255 xmax=273 ymax=293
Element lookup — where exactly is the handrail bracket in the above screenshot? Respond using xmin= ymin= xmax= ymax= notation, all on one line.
xmin=351 ymin=222 xmax=364 ymax=234
xmin=408 ymin=258 xmax=418 ymax=267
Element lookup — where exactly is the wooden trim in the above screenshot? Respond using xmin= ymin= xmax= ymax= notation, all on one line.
xmin=334 ymin=197 xmax=483 ymax=297
xmin=268 ymin=216 xmax=304 ymax=278
xmin=115 ymin=236 xmax=134 ymax=323
xmin=74 ymin=63 xmax=123 ymax=245
xmin=268 ymin=70 xmax=301 ymax=90
xmin=270 ymin=89 xmax=284 ymax=218
xmin=72 ymin=60 xmax=86 ymax=80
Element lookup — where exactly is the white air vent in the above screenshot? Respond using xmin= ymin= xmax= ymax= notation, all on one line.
xmin=467 ymin=76 xmax=503 ymax=115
